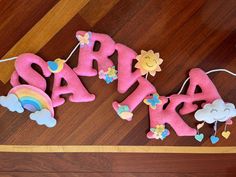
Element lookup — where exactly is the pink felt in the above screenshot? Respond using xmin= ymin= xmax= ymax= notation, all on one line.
xmin=51 ymin=63 xmax=95 ymax=107
xmin=147 ymin=68 xmax=221 ymax=137
xmin=73 ymin=31 xmax=157 ymax=117
xmin=112 ymin=44 xmax=157 ymax=118
xmin=115 ymin=44 xmax=141 ymax=93
xmin=73 ymin=31 xmax=116 ymax=76
xmin=179 ymin=68 xmax=221 ymax=115
xmin=147 ymin=96 xmax=197 ymax=137
xmin=113 ymin=77 xmax=156 ymax=113
xmin=10 ymin=53 xmax=95 ymax=108
xmin=10 ymin=53 xmax=51 ymax=91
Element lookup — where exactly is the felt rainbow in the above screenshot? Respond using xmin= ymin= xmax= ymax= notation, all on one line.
xmin=9 ymin=85 xmax=54 ymax=116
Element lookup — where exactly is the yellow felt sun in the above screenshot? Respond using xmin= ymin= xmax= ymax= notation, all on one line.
xmin=135 ymin=50 xmax=163 ymax=76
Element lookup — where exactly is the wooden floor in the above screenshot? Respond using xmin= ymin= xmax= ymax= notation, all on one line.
xmin=0 ymin=0 xmax=236 ymax=176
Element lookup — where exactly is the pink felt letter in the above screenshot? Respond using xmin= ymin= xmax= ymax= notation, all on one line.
xmin=51 ymin=63 xmax=95 ymax=107
xmin=113 ymin=77 xmax=157 ymax=113
xmin=73 ymin=31 xmax=116 ymax=76
xmin=112 ymin=44 xmax=157 ymax=120
xmin=147 ymin=68 xmax=221 ymax=137
xmin=115 ymin=44 xmax=141 ymax=93
xmin=179 ymin=68 xmax=221 ymax=114
xmin=10 ymin=53 xmax=51 ymax=91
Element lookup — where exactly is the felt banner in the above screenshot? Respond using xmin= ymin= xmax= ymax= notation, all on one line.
xmin=0 ymin=31 xmax=235 ymax=144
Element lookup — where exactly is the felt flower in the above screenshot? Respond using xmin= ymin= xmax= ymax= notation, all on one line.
xmin=155 ymin=124 xmax=165 ymax=134
xmin=154 ymin=132 xmax=163 ymax=139
xmin=135 ymin=50 xmax=163 ymax=76
xmin=105 ymin=75 xmax=113 ymax=84
xmin=99 ymin=66 xmax=118 ymax=84
xmin=161 ymin=129 xmax=170 ymax=140
xmin=117 ymin=105 xmax=133 ymax=121
xmin=99 ymin=70 xmax=106 ymax=79
xmin=76 ymin=32 xmax=92 ymax=47
xmin=107 ymin=66 xmax=117 ymax=78
xmin=143 ymin=93 xmax=161 ymax=109
xmin=150 ymin=124 xmax=170 ymax=140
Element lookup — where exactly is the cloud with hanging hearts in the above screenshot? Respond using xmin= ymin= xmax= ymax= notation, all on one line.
xmin=194 ymin=99 xmax=236 ymax=124
xmin=29 ymin=109 xmax=57 ymax=128
xmin=0 ymin=94 xmax=24 ymax=113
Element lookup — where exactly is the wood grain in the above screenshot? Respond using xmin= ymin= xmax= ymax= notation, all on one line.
xmin=0 ymin=0 xmax=236 ymax=175
xmin=0 ymin=153 xmax=235 ymax=174
xmin=0 ymin=0 xmax=89 ymax=83
xmin=0 ymin=0 xmax=235 ymax=147
xmin=0 ymin=145 xmax=235 ymax=153
xmin=0 ymin=173 xmax=235 ymax=177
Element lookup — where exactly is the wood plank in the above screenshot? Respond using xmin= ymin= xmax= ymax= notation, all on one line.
xmin=0 ymin=0 xmax=235 ymax=175
xmin=93 ymin=0 xmax=148 ymax=36
xmin=0 ymin=153 xmax=235 ymax=173
xmin=79 ymin=0 xmax=120 ymax=26
xmin=0 ymin=145 xmax=235 ymax=153
xmin=0 ymin=0 xmax=89 ymax=83
xmin=0 ymin=0 xmax=235 ymax=147
xmin=0 ymin=172 xmax=234 ymax=177
xmin=0 ymin=0 xmax=58 ymax=58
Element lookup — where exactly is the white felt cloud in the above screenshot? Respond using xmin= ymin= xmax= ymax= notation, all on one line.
xmin=30 ymin=109 xmax=57 ymax=128
xmin=0 ymin=94 xmax=24 ymax=113
xmin=194 ymin=99 xmax=236 ymax=124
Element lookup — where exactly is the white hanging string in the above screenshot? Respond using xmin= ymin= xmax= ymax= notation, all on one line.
xmin=0 ymin=56 xmax=18 ymax=63
xmin=64 ymin=42 xmax=80 ymax=62
xmin=214 ymin=121 xmax=218 ymax=136
xmin=224 ymin=123 xmax=228 ymax=132
xmin=177 ymin=68 xmax=236 ymax=95
xmin=0 ymin=42 xmax=81 ymax=64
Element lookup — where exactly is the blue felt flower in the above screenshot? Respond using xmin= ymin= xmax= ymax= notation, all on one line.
xmin=144 ymin=94 xmax=161 ymax=109
xmin=117 ymin=105 xmax=130 ymax=115
xmin=105 ymin=75 xmax=113 ymax=84
xmin=160 ymin=129 xmax=170 ymax=140
xmin=117 ymin=105 xmax=133 ymax=121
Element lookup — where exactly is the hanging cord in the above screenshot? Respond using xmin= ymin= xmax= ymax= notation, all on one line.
xmin=214 ymin=121 xmax=218 ymax=136
xmin=0 ymin=41 xmax=81 ymax=64
xmin=0 ymin=56 xmax=18 ymax=63
xmin=224 ymin=123 xmax=228 ymax=132
xmin=64 ymin=42 xmax=80 ymax=62
xmin=177 ymin=68 xmax=236 ymax=95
